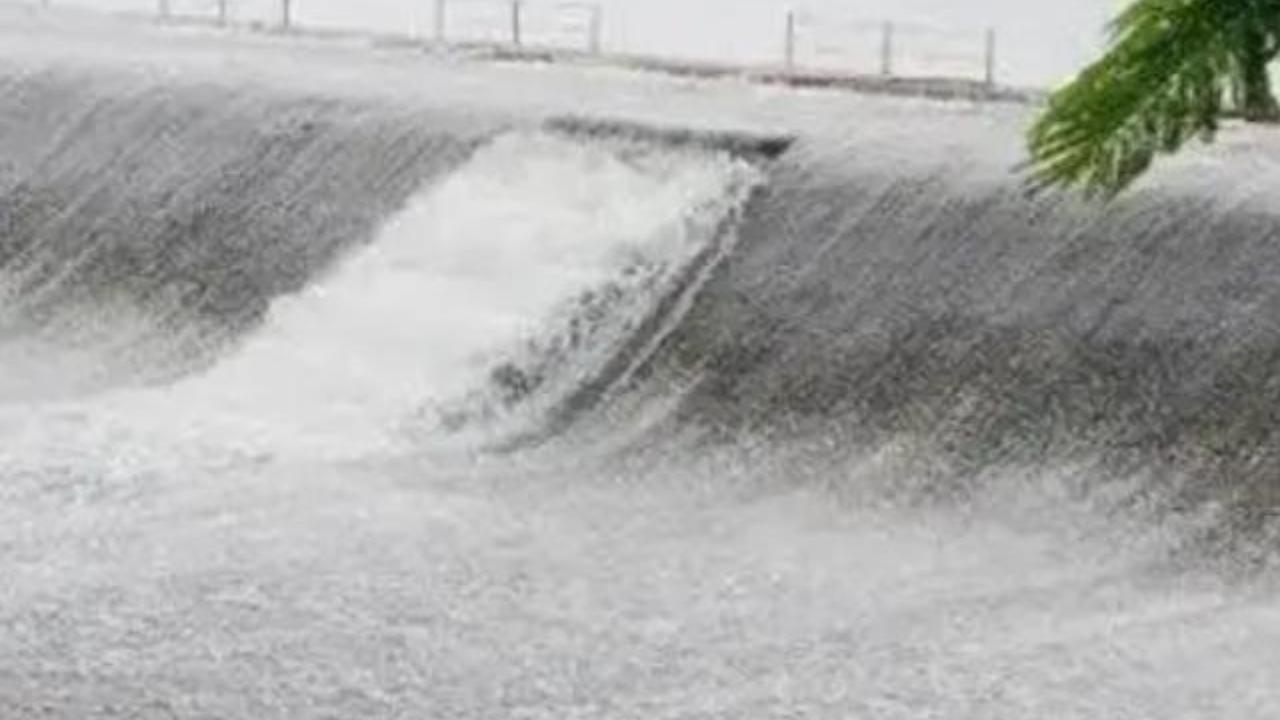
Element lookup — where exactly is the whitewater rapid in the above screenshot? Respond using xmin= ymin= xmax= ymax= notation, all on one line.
xmin=3 ymin=9 xmax=1280 ymax=720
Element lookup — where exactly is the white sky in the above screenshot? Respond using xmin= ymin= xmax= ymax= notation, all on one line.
xmin=41 ymin=0 xmax=1123 ymax=86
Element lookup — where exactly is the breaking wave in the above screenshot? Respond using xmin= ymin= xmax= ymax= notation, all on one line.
xmin=6 ymin=21 xmax=1280 ymax=719
xmin=2 ymin=61 xmax=1279 ymax=541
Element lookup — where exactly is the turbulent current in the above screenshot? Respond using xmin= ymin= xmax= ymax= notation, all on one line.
xmin=3 ymin=10 xmax=1280 ymax=720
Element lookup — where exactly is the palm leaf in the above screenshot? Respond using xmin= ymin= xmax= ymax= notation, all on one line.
xmin=1028 ymin=0 xmax=1276 ymax=197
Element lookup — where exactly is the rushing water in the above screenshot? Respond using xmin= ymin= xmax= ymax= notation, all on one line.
xmin=3 ymin=11 xmax=1280 ymax=720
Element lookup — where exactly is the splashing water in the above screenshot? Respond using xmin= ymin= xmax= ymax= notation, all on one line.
xmin=4 ymin=16 xmax=1280 ymax=719
xmin=0 ymin=130 xmax=757 ymax=469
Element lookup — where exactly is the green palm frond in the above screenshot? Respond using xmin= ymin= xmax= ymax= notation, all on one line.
xmin=1028 ymin=0 xmax=1280 ymax=198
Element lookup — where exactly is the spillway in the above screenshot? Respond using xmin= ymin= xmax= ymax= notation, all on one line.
xmin=2 ymin=8 xmax=1280 ymax=719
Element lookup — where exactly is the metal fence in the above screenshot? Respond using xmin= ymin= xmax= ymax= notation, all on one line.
xmin=135 ymin=0 xmax=603 ymax=52
xmin=23 ymin=1 xmax=1000 ymax=86
xmin=430 ymin=0 xmax=602 ymax=53
xmin=784 ymin=9 xmax=997 ymax=86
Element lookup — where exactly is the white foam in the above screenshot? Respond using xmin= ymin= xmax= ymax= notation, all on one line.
xmin=0 ymin=130 xmax=756 ymax=468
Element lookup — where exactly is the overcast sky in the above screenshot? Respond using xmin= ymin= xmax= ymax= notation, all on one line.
xmin=63 ymin=0 xmax=1122 ymax=86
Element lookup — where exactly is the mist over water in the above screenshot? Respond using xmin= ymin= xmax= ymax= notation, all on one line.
xmin=3 ymin=10 xmax=1280 ymax=719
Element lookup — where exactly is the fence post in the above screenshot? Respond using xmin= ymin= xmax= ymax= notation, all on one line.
xmin=281 ymin=0 xmax=291 ymax=30
xmin=217 ymin=0 xmax=228 ymax=26
xmin=157 ymin=0 xmax=170 ymax=20
xmin=511 ymin=0 xmax=522 ymax=48
xmin=588 ymin=4 xmax=603 ymax=54
xmin=434 ymin=0 xmax=446 ymax=42
xmin=784 ymin=10 xmax=795 ymax=72
xmin=879 ymin=20 xmax=894 ymax=76
xmin=984 ymin=27 xmax=997 ymax=88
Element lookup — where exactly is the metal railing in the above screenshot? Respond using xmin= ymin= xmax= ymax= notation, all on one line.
xmin=22 ymin=1 xmax=1000 ymax=88
xmin=429 ymin=0 xmax=602 ymax=53
xmin=783 ymin=9 xmax=999 ymax=87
